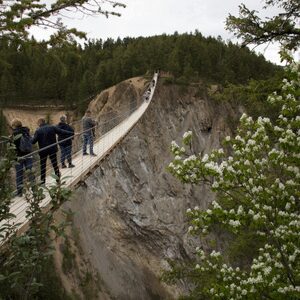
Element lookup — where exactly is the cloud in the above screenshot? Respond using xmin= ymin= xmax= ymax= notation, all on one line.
xmin=30 ymin=0 xmax=291 ymax=64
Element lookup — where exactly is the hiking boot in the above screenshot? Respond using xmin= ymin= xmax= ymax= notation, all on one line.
xmin=61 ymin=163 xmax=67 ymax=168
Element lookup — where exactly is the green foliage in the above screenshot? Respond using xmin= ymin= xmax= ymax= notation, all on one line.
xmin=0 ymin=143 xmax=73 ymax=299
xmin=0 ymin=0 xmax=126 ymax=41
xmin=0 ymin=33 xmax=280 ymax=108
xmin=226 ymin=0 xmax=300 ymax=50
xmin=226 ymin=231 xmax=264 ymax=268
xmin=0 ymin=140 xmax=16 ymax=240
xmin=162 ymin=77 xmax=175 ymax=85
xmin=212 ymin=75 xmax=283 ymax=121
xmin=34 ymin=256 xmax=72 ymax=300
xmin=0 ymin=109 xmax=7 ymax=137
xmin=164 ymin=56 xmax=300 ymax=299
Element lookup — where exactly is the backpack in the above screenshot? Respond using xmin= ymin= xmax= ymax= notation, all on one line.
xmin=19 ymin=132 xmax=32 ymax=153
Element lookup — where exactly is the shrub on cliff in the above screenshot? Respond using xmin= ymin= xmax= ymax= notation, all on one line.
xmin=164 ymin=53 xmax=300 ymax=299
xmin=0 ymin=142 xmax=72 ymax=299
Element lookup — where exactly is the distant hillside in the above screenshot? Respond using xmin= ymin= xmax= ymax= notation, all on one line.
xmin=0 ymin=32 xmax=281 ymax=107
xmin=2 ymin=107 xmax=75 ymax=133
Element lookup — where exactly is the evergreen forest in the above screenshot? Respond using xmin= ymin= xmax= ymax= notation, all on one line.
xmin=0 ymin=31 xmax=281 ymax=108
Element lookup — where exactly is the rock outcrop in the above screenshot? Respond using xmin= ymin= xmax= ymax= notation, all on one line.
xmin=63 ymin=76 xmax=238 ymax=299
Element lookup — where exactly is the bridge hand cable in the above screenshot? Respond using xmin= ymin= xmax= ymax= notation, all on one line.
xmin=0 ymin=72 xmax=159 ymax=237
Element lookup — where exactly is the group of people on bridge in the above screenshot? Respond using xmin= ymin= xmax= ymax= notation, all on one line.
xmin=10 ymin=109 xmax=97 ymax=197
xmin=9 ymin=74 xmax=157 ymax=198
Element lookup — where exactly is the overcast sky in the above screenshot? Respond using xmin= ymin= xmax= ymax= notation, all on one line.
xmin=31 ymin=0 xmax=299 ymax=65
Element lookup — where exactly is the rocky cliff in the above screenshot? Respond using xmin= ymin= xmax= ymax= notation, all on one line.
xmin=59 ymin=76 xmax=239 ymax=299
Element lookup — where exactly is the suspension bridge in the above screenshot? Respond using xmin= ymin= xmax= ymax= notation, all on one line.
xmin=0 ymin=72 xmax=158 ymax=236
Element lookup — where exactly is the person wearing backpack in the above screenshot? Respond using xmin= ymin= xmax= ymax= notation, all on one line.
xmin=57 ymin=115 xmax=75 ymax=168
xmin=11 ymin=118 xmax=34 ymax=197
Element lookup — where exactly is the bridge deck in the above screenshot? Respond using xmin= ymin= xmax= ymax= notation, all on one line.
xmin=3 ymin=73 xmax=158 ymax=233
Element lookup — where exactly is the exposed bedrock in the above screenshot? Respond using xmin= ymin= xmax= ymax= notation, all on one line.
xmin=65 ymin=78 xmax=238 ymax=299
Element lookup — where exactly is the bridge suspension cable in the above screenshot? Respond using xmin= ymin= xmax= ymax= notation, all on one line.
xmin=0 ymin=72 xmax=159 ymax=236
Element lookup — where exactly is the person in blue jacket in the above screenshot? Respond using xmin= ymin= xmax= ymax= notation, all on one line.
xmin=57 ymin=115 xmax=75 ymax=168
xmin=32 ymin=118 xmax=72 ymax=185
xmin=11 ymin=118 xmax=35 ymax=196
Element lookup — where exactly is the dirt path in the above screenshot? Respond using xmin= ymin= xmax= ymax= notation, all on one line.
xmin=2 ymin=108 xmax=75 ymax=132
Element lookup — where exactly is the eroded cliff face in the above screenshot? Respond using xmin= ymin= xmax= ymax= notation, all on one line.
xmin=61 ymin=77 xmax=239 ymax=299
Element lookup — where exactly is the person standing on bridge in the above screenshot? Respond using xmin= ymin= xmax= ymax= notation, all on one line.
xmin=57 ymin=115 xmax=75 ymax=168
xmin=11 ymin=118 xmax=35 ymax=197
xmin=82 ymin=110 xmax=97 ymax=156
xmin=32 ymin=118 xmax=71 ymax=185
xmin=144 ymin=88 xmax=151 ymax=101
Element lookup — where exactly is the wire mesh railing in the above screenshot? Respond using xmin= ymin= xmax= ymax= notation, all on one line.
xmin=3 ymin=72 xmax=159 ymax=205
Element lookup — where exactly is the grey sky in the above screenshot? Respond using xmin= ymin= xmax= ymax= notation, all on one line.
xmin=31 ymin=0 xmax=299 ymax=65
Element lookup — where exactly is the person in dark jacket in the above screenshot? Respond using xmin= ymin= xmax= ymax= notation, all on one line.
xmin=57 ymin=115 xmax=75 ymax=168
xmin=11 ymin=118 xmax=34 ymax=197
xmin=144 ymin=88 xmax=151 ymax=101
xmin=32 ymin=118 xmax=72 ymax=185
xmin=82 ymin=110 xmax=97 ymax=156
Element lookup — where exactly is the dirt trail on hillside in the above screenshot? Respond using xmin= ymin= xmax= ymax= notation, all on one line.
xmin=2 ymin=108 xmax=75 ymax=132
xmin=2 ymin=77 xmax=147 ymax=134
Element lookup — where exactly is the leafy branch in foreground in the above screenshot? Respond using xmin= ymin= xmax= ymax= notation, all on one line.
xmin=0 ymin=0 xmax=126 ymax=41
xmin=0 ymin=139 xmax=17 ymax=241
xmin=164 ymin=54 xmax=300 ymax=299
xmin=0 ymin=151 xmax=72 ymax=299
xmin=226 ymin=0 xmax=300 ymax=50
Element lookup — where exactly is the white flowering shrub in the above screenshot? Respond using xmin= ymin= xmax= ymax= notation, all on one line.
xmin=164 ymin=58 xmax=300 ymax=299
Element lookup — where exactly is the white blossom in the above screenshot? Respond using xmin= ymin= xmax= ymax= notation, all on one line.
xmin=183 ymin=131 xmax=192 ymax=139
xmin=228 ymin=220 xmax=241 ymax=228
